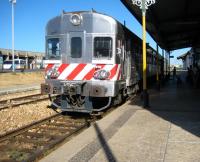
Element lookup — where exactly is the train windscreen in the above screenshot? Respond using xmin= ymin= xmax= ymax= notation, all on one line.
xmin=71 ymin=37 xmax=82 ymax=58
xmin=46 ymin=38 xmax=61 ymax=59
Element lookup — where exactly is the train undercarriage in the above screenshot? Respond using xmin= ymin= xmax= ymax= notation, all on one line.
xmin=47 ymin=82 xmax=139 ymax=114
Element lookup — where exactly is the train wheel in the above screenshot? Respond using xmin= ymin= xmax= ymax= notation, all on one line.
xmin=135 ymin=84 xmax=140 ymax=93
xmin=49 ymin=95 xmax=61 ymax=109
xmin=122 ymin=88 xmax=128 ymax=100
xmin=113 ymin=91 xmax=122 ymax=106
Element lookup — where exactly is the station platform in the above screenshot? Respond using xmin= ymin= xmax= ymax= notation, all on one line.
xmin=40 ymin=73 xmax=200 ymax=162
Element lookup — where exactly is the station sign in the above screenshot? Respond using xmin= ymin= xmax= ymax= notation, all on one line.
xmin=170 ymin=56 xmax=174 ymax=58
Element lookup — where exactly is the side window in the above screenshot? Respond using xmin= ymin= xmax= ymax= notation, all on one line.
xmin=21 ymin=60 xmax=25 ymax=65
xmin=71 ymin=37 xmax=82 ymax=58
xmin=94 ymin=37 xmax=112 ymax=58
xmin=0 ymin=55 xmax=3 ymax=64
xmin=14 ymin=60 xmax=19 ymax=64
xmin=4 ymin=61 xmax=12 ymax=64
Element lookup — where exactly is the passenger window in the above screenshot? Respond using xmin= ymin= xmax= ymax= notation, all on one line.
xmin=47 ymin=38 xmax=60 ymax=59
xmin=94 ymin=37 xmax=112 ymax=58
xmin=71 ymin=37 xmax=82 ymax=58
xmin=21 ymin=60 xmax=25 ymax=64
xmin=14 ymin=60 xmax=19 ymax=64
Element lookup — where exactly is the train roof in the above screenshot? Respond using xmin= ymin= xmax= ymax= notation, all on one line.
xmin=46 ymin=10 xmax=162 ymax=57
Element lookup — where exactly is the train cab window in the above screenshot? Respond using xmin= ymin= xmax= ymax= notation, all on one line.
xmin=47 ymin=38 xmax=60 ymax=59
xmin=94 ymin=37 xmax=112 ymax=58
xmin=71 ymin=37 xmax=82 ymax=58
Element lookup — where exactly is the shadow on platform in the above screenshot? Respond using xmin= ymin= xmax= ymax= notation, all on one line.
xmin=129 ymin=72 xmax=200 ymax=138
xmin=94 ymin=123 xmax=117 ymax=162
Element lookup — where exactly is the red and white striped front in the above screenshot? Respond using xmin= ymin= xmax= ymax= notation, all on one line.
xmin=45 ymin=63 xmax=121 ymax=81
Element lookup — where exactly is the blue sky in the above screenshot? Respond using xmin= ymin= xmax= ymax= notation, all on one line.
xmin=0 ymin=0 xmax=190 ymax=65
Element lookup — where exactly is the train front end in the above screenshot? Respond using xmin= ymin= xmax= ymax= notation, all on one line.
xmin=41 ymin=11 xmax=122 ymax=113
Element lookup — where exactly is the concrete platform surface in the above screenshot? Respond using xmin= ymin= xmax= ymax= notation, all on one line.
xmin=40 ymin=75 xmax=200 ymax=162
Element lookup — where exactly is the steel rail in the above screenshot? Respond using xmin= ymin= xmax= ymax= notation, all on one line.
xmin=0 ymin=94 xmax=136 ymax=161
xmin=0 ymin=112 xmax=90 ymax=162
xmin=0 ymin=113 xmax=61 ymax=143
xmin=0 ymin=94 xmax=52 ymax=110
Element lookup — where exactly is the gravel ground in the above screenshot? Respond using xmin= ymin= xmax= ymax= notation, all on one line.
xmin=0 ymin=72 xmax=44 ymax=88
xmin=0 ymin=90 xmax=41 ymax=101
xmin=0 ymin=72 xmax=58 ymax=136
xmin=0 ymin=100 xmax=58 ymax=135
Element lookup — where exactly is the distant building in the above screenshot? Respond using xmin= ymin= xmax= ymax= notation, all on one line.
xmin=0 ymin=48 xmax=44 ymax=70
xmin=193 ymin=47 xmax=200 ymax=66
xmin=177 ymin=47 xmax=200 ymax=69
xmin=177 ymin=50 xmax=193 ymax=70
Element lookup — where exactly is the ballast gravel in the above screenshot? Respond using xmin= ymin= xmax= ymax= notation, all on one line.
xmin=0 ymin=100 xmax=57 ymax=135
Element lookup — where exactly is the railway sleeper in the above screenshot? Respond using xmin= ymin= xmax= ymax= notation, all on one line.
xmin=39 ymin=125 xmax=76 ymax=131
xmin=12 ymin=136 xmax=50 ymax=146
xmin=4 ymin=149 xmax=31 ymax=162
xmin=0 ymin=143 xmax=33 ymax=153
xmin=29 ymin=128 xmax=65 ymax=136
xmin=26 ymin=123 xmax=89 ymax=162
xmin=0 ymin=158 xmax=18 ymax=162
xmin=47 ymin=122 xmax=85 ymax=128
xmin=23 ymin=131 xmax=61 ymax=140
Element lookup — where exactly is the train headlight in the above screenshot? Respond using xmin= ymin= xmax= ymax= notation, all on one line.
xmin=94 ymin=70 xmax=110 ymax=80
xmin=46 ymin=69 xmax=53 ymax=79
xmin=46 ymin=67 xmax=60 ymax=79
xmin=70 ymin=14 xmax=82 ymax=26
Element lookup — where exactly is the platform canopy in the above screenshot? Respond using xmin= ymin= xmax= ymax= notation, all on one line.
xmin=121 ymin=0 xmax=200 ymax=51
xmin=177 ymin=52 xmax=189 ymax=60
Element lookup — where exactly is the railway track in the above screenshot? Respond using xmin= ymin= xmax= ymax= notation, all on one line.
xmin=0 ymin=94 xmax=50 ymax=110
xmin=0 ymin=94 xmax=135 ymax=162
xmin=0 ymin=113 xmax=90 ymax=162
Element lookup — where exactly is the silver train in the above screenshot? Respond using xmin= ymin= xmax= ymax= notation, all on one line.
xmin=41 ymin=10 xmax=165 ymax=113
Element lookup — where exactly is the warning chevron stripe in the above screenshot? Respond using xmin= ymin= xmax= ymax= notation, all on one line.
xmin=46 ymin=63 xmax=121 ymax=81
xmin=45 ymin=64 xmax=54 ymax=72
xmin=109 ymin=64 xmax=119 ymax=79
xmin=83 ymin=64 xmax=105 ymax=80
xmin=57 ymin=64 xmax=69 ymax=73
xmin=66 ymin=64 xmax=87 ymax=80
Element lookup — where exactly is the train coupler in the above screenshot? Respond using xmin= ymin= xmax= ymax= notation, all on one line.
xmin=62 ymin=82 xmax=86 ymax=95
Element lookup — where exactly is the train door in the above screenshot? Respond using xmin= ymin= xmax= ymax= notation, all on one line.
xmin=121 ymin=40 xmax=126 ymax=80
xmin=67 ymin=31 xmax=85 ymax=63
xmin=116 ymin=39 xmax=126 ymax=80
xmin=125 ymin=39 xmax=132 ymax=86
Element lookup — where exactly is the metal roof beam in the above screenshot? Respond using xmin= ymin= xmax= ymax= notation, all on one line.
xmin=163 ymin=29 xmax=200 ymax=37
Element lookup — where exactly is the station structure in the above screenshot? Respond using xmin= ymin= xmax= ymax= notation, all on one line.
xmin=178 ymin=47 xmax=200 ymax=70
xmin=0 ymin=48 xmax=44 ymax=70
xmin=121 ymin=0 xmax=200 ymax=69
xmin=0 ymin=1 xmax=199 ymax=162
